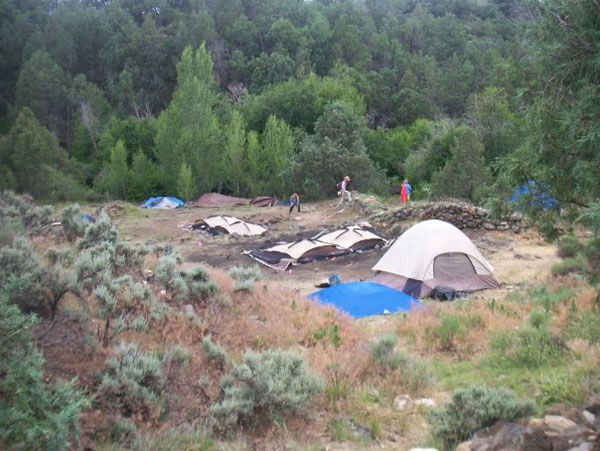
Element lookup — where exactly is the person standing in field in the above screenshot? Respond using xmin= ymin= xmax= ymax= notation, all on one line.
xmin=289 ymin=192 xmax=301 ymax=215
xmin=338 ymin=175 xmax=352 ymax=207
xmin=400 ymin=179 xmax=412 ymax=204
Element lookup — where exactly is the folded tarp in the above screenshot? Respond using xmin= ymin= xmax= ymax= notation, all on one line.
xmin=191 ymin=193 xmax=248 ymax=207
xmin=309 ymin=281 xmax=422 ymax=318
xmin=141 ymin=196 xmax=184 ymax=209
xmin=313 ymin=225 xmax=387 ymax=251
xmin=192 ymin=215 xmax=266 ymax=236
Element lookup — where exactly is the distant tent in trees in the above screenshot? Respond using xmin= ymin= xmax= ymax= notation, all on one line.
xmin=509 ymin=180 xmax=559 ymax=211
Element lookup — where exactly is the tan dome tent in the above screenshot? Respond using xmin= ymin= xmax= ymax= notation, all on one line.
xmin=192 ymin=215 xmax=266 ymax=236
xmin=314 ymin=225 xmax=387 ymax=251
xmin=372 ymin=219 xmax=499 ymax=297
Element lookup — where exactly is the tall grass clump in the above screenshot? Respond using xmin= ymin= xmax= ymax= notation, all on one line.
xmin=228 ymin=265 xmax=263 ymax=292
xmin=428 ymin=386 xmax=535 ymax=449
xmin=370 ymin=333 xmax=435 ymax=394
xmin=556 ymin=234 xmax=583 ymax=258
xmin=489 ymin=327 xmax=565 ymax=368
xmin=210 ymin=349 xmax=324 ymax=433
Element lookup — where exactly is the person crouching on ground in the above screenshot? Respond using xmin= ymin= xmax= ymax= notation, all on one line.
xmin=338 ymin=175 xmax=352 ymax=207
xmin=289 ymin=192 xmax=301 ymax=215
xmin=400 ymin=179 xmax=412 ymax=204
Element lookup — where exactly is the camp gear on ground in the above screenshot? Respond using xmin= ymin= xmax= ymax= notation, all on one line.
xmin=372 ymin=219 xmax=499 ymax=298
xmin=309 ymin=281 xmax=422 ymax=318
xmin=191 ymin=215 xmax=266 ymax=236
xmin=432 ymin=286 xmax=467 ymax=301
xmin=329 ymin=274 xmax=341 ymax=286
xmin=141 ymin=196 xmax=184 ymax=209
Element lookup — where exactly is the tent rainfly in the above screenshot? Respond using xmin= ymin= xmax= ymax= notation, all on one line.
xmin=192 ymin=215 xmax=266 ymax=236
xmin=313 ymin=225 xmax=387 ymax=251
xmin=141 ymin=196 xmax=184 ymax=209
xmin=248 ymin=239 xmax=347 ymax=270
xmin=372 ymin=219 xmax=499 ymax=298
xmin=191 ymin=193 xmax=248 ymax=207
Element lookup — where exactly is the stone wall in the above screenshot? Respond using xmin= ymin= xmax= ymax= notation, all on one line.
xmin=353 ymin=194 xmax=529 ymax=233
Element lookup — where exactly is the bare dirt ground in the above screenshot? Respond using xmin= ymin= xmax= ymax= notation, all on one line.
xmin=117 ymin=199 xmax=559 ymax=299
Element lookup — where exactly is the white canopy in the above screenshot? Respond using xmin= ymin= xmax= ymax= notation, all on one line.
xmin=267 ymin=239 xmax=342 ymax=260
xmin=315 ymin=225 xmax=387 ymax=250
xmin=202 ymin=215 xmax=266 ymax=236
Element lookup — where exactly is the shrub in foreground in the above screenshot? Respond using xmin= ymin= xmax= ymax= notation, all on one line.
xmin=98 ymin=342 xmax=165 ymax=414
xmin=428 ymin=386 xmax=535 ymax=449
xmin=210 ymin=349 xmax=324 ymax=433
xmin=0 ymin=296 xmax=89 ymax=449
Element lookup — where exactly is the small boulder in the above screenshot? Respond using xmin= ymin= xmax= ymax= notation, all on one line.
xmin=582 ymin=410 xmax=595 ymax=427
xmin=415 ymin=398 xmax=436 ymax=408
xmin=183 ymin=304 xmax=195 ymax=315
xmin=455 ymin=441 xmax=472 ymax=451
xmin=543 ymin=415 xmax=579 ymax=433
xmin=567 ymin=442 xmax=595 ymax=451
xmin=393 ymin=394 xmax=413 ymax=411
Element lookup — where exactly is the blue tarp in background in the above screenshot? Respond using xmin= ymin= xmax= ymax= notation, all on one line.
xmin=309 ymin=281 xmax=422 ymax=318
xmin=141 ymin=196 xmax=184 ymax=208
xmin=509 ymin=180 xmax=559 ymax=211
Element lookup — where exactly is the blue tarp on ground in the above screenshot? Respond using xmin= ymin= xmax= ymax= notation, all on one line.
xmin=309 ymin=281 xmax=422 ymax=318
xmin=141 ymin=196 xmax=184 ymax=209
xmin=509 ymin=180 xmax=559 ymax=211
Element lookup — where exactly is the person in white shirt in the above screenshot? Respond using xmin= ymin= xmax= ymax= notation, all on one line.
xmin=338 ymin=175 xmax=352 ymax=206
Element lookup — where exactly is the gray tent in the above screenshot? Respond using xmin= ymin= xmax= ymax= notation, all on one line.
xmin=372 ymin=219 xmax=499 ymax=297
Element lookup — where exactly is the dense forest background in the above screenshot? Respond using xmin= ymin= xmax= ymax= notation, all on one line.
xmin=0 ymin=0 xmax=598 ymax=214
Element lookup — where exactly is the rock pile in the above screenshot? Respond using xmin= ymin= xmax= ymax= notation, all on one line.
xmin=352 ymin=193 xmax=529 ymax=233
xmin=457 ymin=398 xmax=600 ymax=451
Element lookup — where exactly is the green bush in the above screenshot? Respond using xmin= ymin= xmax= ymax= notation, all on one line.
xmin=78 ymin=212 xmax=118 ymax=250
xmin=0 ymin=217 xmax=24 ymax=247
xmin=557 ymin=234 xmax=583 ymax=258
xmin=202 ymin=336 xmax=228 ymax=370
xmin=369 ymin=333 xmax=434 ymax=394
xmin=229 ymin=265 xmax=263 ymax=292
xmin=528 ymin=311 xmax=550 ymax=329
xmin=0 ymin=296 xmax=89 ymax=450
xmin=60 ymin=204 xmax=88 ymax=241
xmin=491 ymin=327 xmax=565 ymax=368
xmin=565 ymin=312 xmax=600 ymax=344
xmin=539 ymin=371 xmax=587 ymax=407
xmin=210 ymin=349 xmax=324 ymax=433
xmin=551 ymin=256 xmax=588 ymax=276
xmin=0 ymin=236 xmax=68 ymax=317
xmin=426 ymin=315 xmax=462 ymax=351
xmin=98 ymin=342 xmax=165 ymax=413
xmin=428 ymin=386 xmax=535 ymax=449
xmin=0 ymin=190 xmax=53 ymax=235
